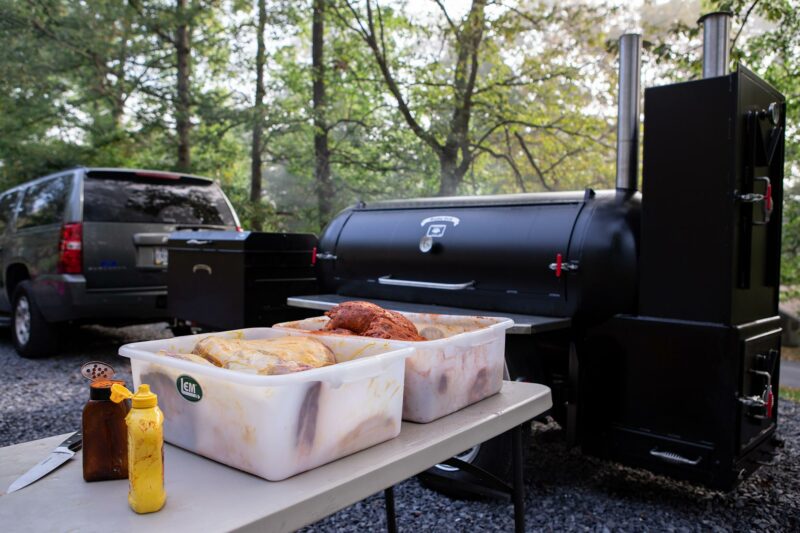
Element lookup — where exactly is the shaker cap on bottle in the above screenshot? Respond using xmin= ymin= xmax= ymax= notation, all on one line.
xmin=89 ymin=379 xmax=125 ymax=401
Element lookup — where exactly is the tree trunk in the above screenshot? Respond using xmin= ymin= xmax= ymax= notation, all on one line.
xmin=313 ymin=0 xmax=333 ymax=229
xmin=250 ymin=0 xmax=267 ymax=231
xmin=112 ymin=7 xmax=133 ymax=131
xmin=343 ymin=0 xmax=485 ymax=198
xmin=438 ymin=148 xmax=462 ymax=196
xmin=435 ymin=0 xmax=485 ymax=197
xmin=175 ymin=0 xmax=192 ymax=172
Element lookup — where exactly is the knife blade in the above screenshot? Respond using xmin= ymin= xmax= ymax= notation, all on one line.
xmin=7 ymin=431 xmax=82 ymax=494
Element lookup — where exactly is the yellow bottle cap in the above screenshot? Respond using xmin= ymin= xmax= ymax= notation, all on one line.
xmin=111 ymin=383 xmax=158 ymax=408
xmin=132 ymin=384 xmax=158 ymax=408
xmin=110 ymin=383 xmax=132 ymax=403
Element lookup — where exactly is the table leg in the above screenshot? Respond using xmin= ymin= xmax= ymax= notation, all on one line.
xmin=385 ymin=486 xmax=397 ymax=533
xmin=512 ymin=424 xmax=525 ymax=533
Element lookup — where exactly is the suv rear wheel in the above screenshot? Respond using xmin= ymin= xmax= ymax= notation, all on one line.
xmin=12 ymin=281 xmax=59 ymax=358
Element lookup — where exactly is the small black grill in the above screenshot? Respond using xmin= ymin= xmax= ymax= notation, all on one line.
xmin=168 ymin=230 xmax=318 ymax=330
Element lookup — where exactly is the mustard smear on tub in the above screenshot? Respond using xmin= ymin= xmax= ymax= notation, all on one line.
xmin=111 ymin=383 xmax=167 ymax=514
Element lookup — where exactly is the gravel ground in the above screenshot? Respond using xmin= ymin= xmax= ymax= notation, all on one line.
xmin=1 ymin=324 xmax=799 ymax=531
xmin=0 ymin=323 xmax=171 ymax=447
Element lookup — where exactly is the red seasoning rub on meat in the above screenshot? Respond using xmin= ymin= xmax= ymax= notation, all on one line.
xmin=324 ymin=301 xmax=425 ymax=341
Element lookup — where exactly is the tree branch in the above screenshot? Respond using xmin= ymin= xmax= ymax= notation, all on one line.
xmin=514 ymin=131 xmax=551 ymax=190
xmin=542 ymin=146 xmax=585 ymax=175
xmin=472 ymin=144 xmax=525 ymax=191
xmin=336 ymin=0 xmax=442 ymax=153
xmin=476 ymin=118 xmax=614 ymax=150
xmin=128 ymin=0 xmax=177 ymax=46
xmin=731 ymin=0 xmax=761 ymax=52
xmin=433 ymin=0 xmax=459 ymax=34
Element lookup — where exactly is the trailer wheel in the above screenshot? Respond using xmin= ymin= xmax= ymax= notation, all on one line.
xmin=418 ymin=426 xmax=529 ymax=500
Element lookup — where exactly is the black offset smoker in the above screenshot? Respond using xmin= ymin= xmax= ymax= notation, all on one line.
xmin=293 ymin=12 xmax=786 ymax=491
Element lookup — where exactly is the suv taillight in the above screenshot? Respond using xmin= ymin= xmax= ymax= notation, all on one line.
xmin=58 ymin=222 xmax=82 ymax=274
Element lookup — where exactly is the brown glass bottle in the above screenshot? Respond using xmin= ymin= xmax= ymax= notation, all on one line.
xmin=82 ymin=379 xmax=130 ymax=481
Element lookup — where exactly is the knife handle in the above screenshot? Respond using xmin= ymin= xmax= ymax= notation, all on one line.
xmin=62 ymin=431 xmax=83 ymax=452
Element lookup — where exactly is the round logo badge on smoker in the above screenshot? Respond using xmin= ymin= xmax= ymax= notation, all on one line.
xmin=176 ymin=375 xmax=203 ymax=402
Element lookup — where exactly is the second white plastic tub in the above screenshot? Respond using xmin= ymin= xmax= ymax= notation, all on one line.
xmin=118 ymin=328 xmax=413 ymax=481
xmin=274 ymin=312 xmax=514 ymax=423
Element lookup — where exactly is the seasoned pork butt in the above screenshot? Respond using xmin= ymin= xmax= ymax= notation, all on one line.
xmin=192 ymin=336 xmax=335 ymax=375
xmin=324 ymin=301 xmax=424 ymax=341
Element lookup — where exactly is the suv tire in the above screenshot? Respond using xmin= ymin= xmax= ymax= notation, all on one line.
xmin=12 ymin=281 xmax=59 ymax=358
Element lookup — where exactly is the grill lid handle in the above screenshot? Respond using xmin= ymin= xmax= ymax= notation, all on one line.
xmin=377 ymin=276 xmax=474 ymax=291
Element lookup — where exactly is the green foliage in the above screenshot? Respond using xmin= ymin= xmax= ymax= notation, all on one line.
xmin=0 ymin=0 xmax=797 ymax=291
xmin=0 ymin=0 xmax=626 ymax=231
xmin=326 ymin=1 xmax=620 ymax=197
xmin=783 ymin=181 xmax=800 ymax=296
xmin=780 ymin=386 xmax=800 ymax=403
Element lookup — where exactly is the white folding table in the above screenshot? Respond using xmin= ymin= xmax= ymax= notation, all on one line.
xmin=0 ymin=381 xmax=551 ymax=533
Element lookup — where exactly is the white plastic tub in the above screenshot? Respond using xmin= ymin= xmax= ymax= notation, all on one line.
xmin=274 ymin=312 xmax=513 ymax=423
xmin=118 ymin=328 xmax=413 ymax=481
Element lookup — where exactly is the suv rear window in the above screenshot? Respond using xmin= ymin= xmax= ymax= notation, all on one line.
xmin=16 ymin=175 xmax=72 ymax=229
xmin=83 ymin=175 xmax=235 ymax=226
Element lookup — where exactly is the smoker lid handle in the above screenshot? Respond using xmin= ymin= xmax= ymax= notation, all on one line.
xmin=377 ymin=276 xmax=474 ymax=291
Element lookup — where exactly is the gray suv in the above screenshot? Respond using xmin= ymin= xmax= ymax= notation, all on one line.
xmin=0 ymin=167 xmax=240 ymax=357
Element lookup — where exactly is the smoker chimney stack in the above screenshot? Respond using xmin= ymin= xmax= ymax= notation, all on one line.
xmin=699 ymin=12 xmax=732 ymax=78
xmin=615 ymin=33 xmax=642 ymax=192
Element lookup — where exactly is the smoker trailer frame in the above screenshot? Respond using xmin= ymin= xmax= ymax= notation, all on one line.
xmin=283 ymin=13 xmax=787 ymax=492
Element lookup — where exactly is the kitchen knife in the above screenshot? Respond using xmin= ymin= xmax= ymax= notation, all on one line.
xmin=6 ymin=431 xmax=82 ymax=494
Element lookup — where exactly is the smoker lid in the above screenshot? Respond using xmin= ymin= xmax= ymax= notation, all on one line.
xmin=355 ymin=189 xmax=609 ymax=210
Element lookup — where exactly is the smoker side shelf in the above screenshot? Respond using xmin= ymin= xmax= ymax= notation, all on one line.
xmin=286 ymin=294 xmax=571 ymax=335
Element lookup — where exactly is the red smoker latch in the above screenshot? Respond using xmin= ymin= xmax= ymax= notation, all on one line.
xmin=549 ymin=253 xmax=579 ymax=277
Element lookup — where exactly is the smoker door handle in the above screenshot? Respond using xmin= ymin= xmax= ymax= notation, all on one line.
xmin=377 ymin=275 xmax=474 ymax=291
xmin=738 ymin=177 xmax=773 ymax=225
xmin=649 ymin=448 xmax=702 ymax=466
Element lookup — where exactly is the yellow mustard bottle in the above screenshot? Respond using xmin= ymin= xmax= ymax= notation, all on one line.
xmin=111 ymin=383 xmax=166 ymax=514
